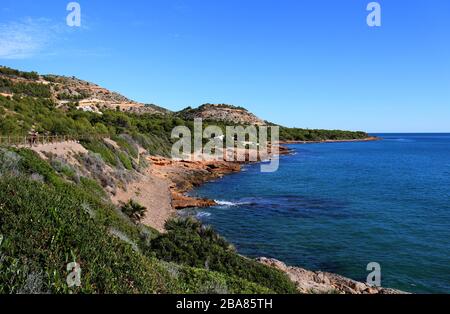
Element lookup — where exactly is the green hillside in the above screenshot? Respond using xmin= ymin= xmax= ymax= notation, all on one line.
xmin=0 ymin=66 xmax=367 ymax=294
xmin=0 ymin=147 xmax=295 ymax=294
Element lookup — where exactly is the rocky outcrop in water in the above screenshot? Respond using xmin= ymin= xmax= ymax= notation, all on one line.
xmin=149 ymin=157 xmax=242 ymax=209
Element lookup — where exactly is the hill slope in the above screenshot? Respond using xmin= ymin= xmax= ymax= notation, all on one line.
xmin=0 ymin=66 xmax=169 ymax=115
xmin=0 ymin=145 xmax=297 ymax=294
xmin=0 ymin=66 xmax=374 ymax=294
xmin=0 ymin=66 xmax=301 ymax=294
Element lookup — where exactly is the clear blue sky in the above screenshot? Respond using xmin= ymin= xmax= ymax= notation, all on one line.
xmin=1 ymin=0 xmax=449 ymax=132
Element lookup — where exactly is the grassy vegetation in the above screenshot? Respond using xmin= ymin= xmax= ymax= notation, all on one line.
xmin=112 ymin=134 xmax=139 ymax=159
xmin=81 ymin=139 xmax=119 ymax=166
xmin=0 ymin=148 xmax=166 ymax=293
xmin=0 ymin=177 xmax=174 ymax=294
xmin=0 ymin=148 xmax=277 ymax=294
xmin=0 ymin=66 xmax=372 ymax=294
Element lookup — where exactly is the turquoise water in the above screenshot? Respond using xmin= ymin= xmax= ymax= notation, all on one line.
xmin=188 ymin=134 xmax=450 ymax=293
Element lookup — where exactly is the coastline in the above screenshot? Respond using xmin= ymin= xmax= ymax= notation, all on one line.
xmin=279 ymin=136 xmax=380 ymax=145
xmin=146 ymin=145 xmax=293 ymax=212
xmin=257 ymin=258 xmax=405 ymax=294
xmin=28 ymin=137 xmax=405 ymax=293
xmin=139 ymin=139 xmax=405 ymax=294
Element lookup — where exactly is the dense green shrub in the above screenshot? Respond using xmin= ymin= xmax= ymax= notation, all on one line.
xmin=112 ymin=134 xmax=139 ymax=159
xmin=175 ymin=265 xmax=273 ymax=294
xmin=148 ymin=218 xmax=298 ymax=294
xmin=6 ymin=148 xmax=66 ymax=187
xmin=0 ymin=78 xmax=51 ymax=98
xmin=0 ymin=148 xmax=285 ymax=294
xmin=118 ymin=151 xmax=133 ymax=170
xmin=49 ymin=157 xmax=78 ymax=181
xmin=79 ymin=176 xmax=107 ymax=200
xmin=0 ymin=66 xmax=39 ymax=80
xmin=80 ymin=138 xmax=135 ymax=171
xmin=81 ymin=139 xmax=118 ymax=166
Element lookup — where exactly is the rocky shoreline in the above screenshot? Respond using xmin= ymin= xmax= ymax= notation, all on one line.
xmin=30 ymin=138 xmax=405 ymax=293
xmin=146 ymin=141 xmax=406 ymax=294
xmin=148 ymin=144 xmax=293 ymax=210
xmin=149 ymin=156 xmax=242 ymax=209
xmin=257 ymin=258 xmax=406 ymax=294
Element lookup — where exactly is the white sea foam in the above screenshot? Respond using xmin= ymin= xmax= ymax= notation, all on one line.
xmin=196 ymin=211 xmax=211 ymax=218
xmin=215 ymin=200 xmax=250 ymax=207
xmin=215 ymin=200 xmax=237 ymax=206
xmin=387 ymin=138 xmax=414 ymax=142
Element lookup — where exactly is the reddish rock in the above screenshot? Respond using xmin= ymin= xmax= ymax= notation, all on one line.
xmin=149 ymin=156 xmax=242 ymax=210
xmin=171 ymin=192 xmax=217 ymax=209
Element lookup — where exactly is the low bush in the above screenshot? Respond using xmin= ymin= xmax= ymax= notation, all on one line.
xmin=147 ymin=218 xmax=298 ymax=294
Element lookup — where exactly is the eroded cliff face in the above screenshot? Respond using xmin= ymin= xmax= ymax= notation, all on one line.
xmin=147 ymin=143 xmax=292 ymax=211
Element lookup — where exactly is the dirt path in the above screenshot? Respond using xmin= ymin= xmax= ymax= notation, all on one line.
xmin=112 ymin=168 xmax=175 ymax=233
xmin=27 ymin=141 xmax=88 ymax=159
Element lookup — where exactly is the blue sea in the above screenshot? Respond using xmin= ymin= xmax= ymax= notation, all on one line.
xmin=187 ymin=134 xmax=450 ymax=293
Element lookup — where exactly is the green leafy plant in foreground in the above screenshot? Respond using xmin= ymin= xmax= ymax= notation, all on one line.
xmin=121 ymin=200 xmax=147 ymax=222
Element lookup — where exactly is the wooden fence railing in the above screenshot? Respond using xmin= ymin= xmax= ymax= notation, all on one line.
xmin=0 ymin=134 xmax=109 ymax=147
